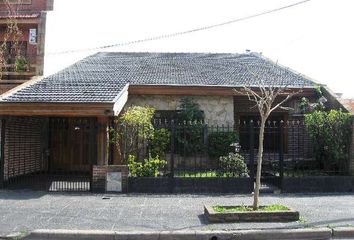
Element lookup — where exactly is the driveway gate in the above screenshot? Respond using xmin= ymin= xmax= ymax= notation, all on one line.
xmin=0 ymin=117 xmax=97 ymax=192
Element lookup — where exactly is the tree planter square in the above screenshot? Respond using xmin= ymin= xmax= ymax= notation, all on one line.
xmin=204 ymin=205 xmax=299 ymax=223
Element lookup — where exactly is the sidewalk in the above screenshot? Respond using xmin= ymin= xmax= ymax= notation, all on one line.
xmin=1 ymin=191 xmax=354 ymax=237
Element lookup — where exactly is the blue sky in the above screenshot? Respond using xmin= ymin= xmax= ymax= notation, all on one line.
xmin=44 ymin=0 xmax=354 ymax=98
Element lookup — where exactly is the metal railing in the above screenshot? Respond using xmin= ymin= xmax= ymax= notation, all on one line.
xmin=119 ymin=118 xmax=352 ymax=181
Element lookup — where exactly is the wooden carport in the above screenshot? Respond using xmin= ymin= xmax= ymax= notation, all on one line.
xmin=0 ymin=84 xmax=129 ymax=191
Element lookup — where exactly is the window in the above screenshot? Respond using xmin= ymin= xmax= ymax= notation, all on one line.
xmin=0 ymin=41 xmax=28 ymax=64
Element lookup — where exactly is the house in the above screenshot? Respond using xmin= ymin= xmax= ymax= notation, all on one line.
xmin=342 ymin=99 xmax=354 ymax=114
xmin=0 ymin=0 xmax=53 ymax=93
xmin=0 ymin=51 xmax=351 ymax=192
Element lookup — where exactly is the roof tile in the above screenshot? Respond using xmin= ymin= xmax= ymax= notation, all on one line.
xmin=1 ymin=52 xmax=315 ymax=103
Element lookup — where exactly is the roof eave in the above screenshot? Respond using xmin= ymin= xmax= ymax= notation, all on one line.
xmin=0 ymin=102 xmax=115 ymax=117
xmin=129 ymin=83 xmax=316 ymax=88
xmin=128 ymin=84 xmax=316 ymax=96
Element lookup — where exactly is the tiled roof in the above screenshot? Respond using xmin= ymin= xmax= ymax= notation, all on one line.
xmin=1 ymin=52 xmax=315 ymax=103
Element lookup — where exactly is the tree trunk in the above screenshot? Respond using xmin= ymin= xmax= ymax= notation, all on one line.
xmin=253 ymin=119 xmax=266 ymax=210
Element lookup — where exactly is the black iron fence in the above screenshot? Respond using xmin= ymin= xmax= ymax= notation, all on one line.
xmin=120 ymin=118 xmax=352 ymax=191
xmin=1 ymin=115 xmax=351 ymax=193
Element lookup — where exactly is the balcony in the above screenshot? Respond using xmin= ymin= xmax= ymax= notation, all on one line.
xmin=0 ymin=63 xmax=37 ymax=80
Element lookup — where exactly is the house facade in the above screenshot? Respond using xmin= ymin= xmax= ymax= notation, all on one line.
xmin=0 ymin=0 xmax=53 ymax=93
xmin=0 ymin=52 xmax=352 ymax=192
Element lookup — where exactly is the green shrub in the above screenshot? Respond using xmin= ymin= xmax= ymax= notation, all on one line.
xmin=177 ymin=97 xmax=204 ymax=122
xmin=128 ymin=154 xmax=167 ymax=177
xmin=175 ymin=97 xmax=205 ymax=155
xmin=119 ymin=106 xmax=156 ymax=159
xmin=208 ymin=131 xmax=239 ymax=158
xmin=217 ymin=152 xmax=249 ymax=177
xmin=304 ymin=109 xmax=352 ymax=171
xmin=176 ymin=123 xmax=205 ymax=156
xmin=149 ymin=128 xmax=171 ymax=158
xmin=15 ymin=57 xmax=28 ymax=73
xmin=120 ymin=106 xmax=155 ymax=138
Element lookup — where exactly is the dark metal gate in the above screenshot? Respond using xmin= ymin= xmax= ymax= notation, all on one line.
xmin=239 ymin=119 xmax=284 ymax=190
xmin=0 ymin=117 xmax=97 ymax=192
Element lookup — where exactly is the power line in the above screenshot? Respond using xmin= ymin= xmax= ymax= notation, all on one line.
xmin=47 ymin=0 xmax=311 ymax=55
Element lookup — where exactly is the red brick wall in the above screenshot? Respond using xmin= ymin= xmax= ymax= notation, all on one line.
xmin=92 ymin=165 xmax=129 ymax=193
xmin=0 ymin=0 xmax=53 ymax=87
xmin=0 ymin=0 xmax=52 ymax=13
xmin=0 ymin=24 xmax=38 ymax=63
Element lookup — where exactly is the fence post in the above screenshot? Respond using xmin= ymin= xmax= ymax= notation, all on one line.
xmin=349 ymin=120 xmax=354 ymax=176
xmin=0 ymin=118 xmax=5 ymax=188
xmin=279 ymin=121 xmax=284 ymax=191
xmin=249 ymin=120 xmax=255 ymax=192
xmin=170 ymin=121 xmax=175 ymax=178
xmin=136 ymin=124 xmax=140 ymax=161
xmin=203 ymin=123 xmax=208 ymax=165
xmin=108 ymin=117 xmax=114 ymax=165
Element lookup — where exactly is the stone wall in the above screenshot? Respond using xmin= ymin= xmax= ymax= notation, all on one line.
xmin=125 ymin=95 xmax=234 ymax=126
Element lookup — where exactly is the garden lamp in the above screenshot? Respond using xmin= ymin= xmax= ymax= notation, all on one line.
xmin=230 ymin=142 xmax=241 ymax=153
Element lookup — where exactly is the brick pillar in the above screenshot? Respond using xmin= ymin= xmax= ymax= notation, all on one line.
xmin=92 ymin=165 xmax=106 ymax=192
xmin=350 ymin=121 xmax=354 ymax=176
xmin=92 ymin=165 xmax=129 ymax=193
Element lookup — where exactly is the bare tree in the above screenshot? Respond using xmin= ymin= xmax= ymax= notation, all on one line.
xmin=235 ymin=61 xmax=302 ymax=210
xmin=0 ymin=0 xmax=24 ymax=80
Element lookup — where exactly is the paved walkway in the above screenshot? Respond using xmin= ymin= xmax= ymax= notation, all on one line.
xmin=1 ymin=191 xmax=354 ymax=236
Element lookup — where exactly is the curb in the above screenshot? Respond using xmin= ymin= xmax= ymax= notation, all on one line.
xmin=332 ymin=227 xmax=354 ymax=239
xmin=21 ymin=228 xmax=337 ymax=240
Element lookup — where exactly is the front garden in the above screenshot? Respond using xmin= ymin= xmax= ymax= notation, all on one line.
xmin=112 ymin=96 xmax=353 ymax=193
